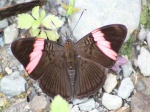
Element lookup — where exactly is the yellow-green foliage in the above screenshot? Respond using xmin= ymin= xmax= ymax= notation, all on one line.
xmin=17 ymin=6 xmax=63 ymax=41
xmin=50 ymin=95 xmax=70 ymax=112
xmin=120 ymin=34 xmax=135 ymax=58
xmin=140 ymin=0 xmax=150 ymax=28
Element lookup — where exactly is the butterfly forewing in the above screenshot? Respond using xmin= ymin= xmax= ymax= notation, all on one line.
xmin=11 ymin=38 xmax=72 ymax=99
xmin=75 ymin=24 xmax=127 ymax=68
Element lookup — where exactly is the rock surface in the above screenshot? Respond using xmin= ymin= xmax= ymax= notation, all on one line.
xmin=137 ymin=47 xmax=150 ymax=76
xmin=102 ymin=93 xmax=122 ymax=110
xmin=131 ymin=92 xmax=150 ymax=112
xmin=4 ymin=23 xmax=19 ymax=44
xmin=103 ymin=73 xmax=117 ymax=93
xmin=78 ymin=98 xmax=95 ymax=111
xmin=30 ymin=95 xmax=49 ymax=112
xmin=0 ymin=71 xmax=26 ymax=96
xmin=118 ymin=78 xmax=134 ymax=99
xmin=70 ymin=0 xmax=141 ymax=41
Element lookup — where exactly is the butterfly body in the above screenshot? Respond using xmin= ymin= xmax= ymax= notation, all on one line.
xmin=11 ymin=24 xmax=127 ymax=100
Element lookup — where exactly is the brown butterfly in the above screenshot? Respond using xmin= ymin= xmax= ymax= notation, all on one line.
xmin=11 ymin=24 xmax=127 ymax=100
xmin=0 ymin=0 xmax=46 ymax=20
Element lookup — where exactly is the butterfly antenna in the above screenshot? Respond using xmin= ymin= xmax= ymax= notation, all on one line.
xmin=51 ymin=21 xmax=67 ymax=38
xmin=71 ymin=9 xmax=86 ymax=34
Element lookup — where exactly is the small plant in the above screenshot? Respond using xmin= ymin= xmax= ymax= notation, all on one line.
xmin=119 ymin=34 xmax=135 ymax=58
xmin=140 ymin=0 xmax=150 ymax=28
xmin=61 ymin=0 xmax=79 ymax=17
xmin=17 ymin=6 xmax=63 ymax=41
xmin=50 ymin=95 xmax=70 ymax=112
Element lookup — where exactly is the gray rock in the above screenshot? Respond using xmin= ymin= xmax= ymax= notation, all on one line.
xmin=137 ymin=47 xmax=150 ymax=76
xmin=118 ymin=77 xmax=134 ymax=99
xmin=71 ymin=105 xmax=79 ymax=111
xmin=73 ymin=97 xmax=88 ymax=105
xmin=136 ymin=80 xmax=146 ymax=91
xmin=4 ymin=100 xmax=28 ymax=112
xmin=30 ymin=95 xmax=49 ymax=112
xmin=121 ymin=60 xmax=133 ymax=77
xmin=0 ymin=0 xmax=7 ymax=7
xmin=103 ymin=73 xmax=117 ymax=93
xmin=0 ymin=19 xmax=8 ymax=28
xmin=102 ymin=93 xmax=122 ymax=110
xmin=0 ymin=71 xmax=26 ymax=96
xmin=146 ymin=31 xmax=150 ymax=49
xmin=78 ymin=98 xmax=95 ymax=111
xmin=138 ymin=27 xmax=148 ymax=42
xmin=90 ymin=109 xmax=98 ymax=112
xmin=131 ymin=92 xmax=150 ymax=112
xmin=4 ymin=23 xmax=19 ymax=44
xmin=58 ymin=7 xmax=67 ymax=16
xmin=69 ymin=0 xmax=141 ymax=41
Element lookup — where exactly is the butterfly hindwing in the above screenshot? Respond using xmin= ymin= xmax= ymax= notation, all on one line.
xmin=74 ymin=56 xmax=107 ymax=98
xmin=11 ymin=38 xmax=72 ymax=99
xmin=75 ymin=24 xmax=127 ymax=68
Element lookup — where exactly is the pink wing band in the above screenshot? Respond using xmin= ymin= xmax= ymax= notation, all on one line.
xmin=26 ymin=38 xmax=44 ymax=74
xmin=92 ymin=29 xmax=117 ymax=60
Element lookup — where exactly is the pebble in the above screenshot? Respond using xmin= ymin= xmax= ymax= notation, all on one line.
xmin=0 ymin=71 xmax=26 ymax=96
xmin=146 ymin=31 xmax=150 ymax=50
xmin=30 ymin=95 xmax=49 ymax=112
xmin=102 ymin=93 xmax=122 ymax=110
xmin=131 ymin=92 xmax=150 ymax=112
xmin=103 ymin=73 xmax=117 ymax=93
xmin=121 ymin=60 xmax=133 ymax=77
xmin=73 ymin=97 xmax=88 ymax=105
xmin=137 ymin=47 xmax=150 ymax=76
xmin=71 ymin=105 xmax=79 ymax=111
xmin=58 ymin=7 xmax=67 ymax=16
xmin=5 ymin=66 xmax=12 ymax=74
xmin=0 ymin=19 xmax=8 ymax=28
xmin=70 ymin=0 xmax=141 ymax=41
xmin=78 ymin=98 xmax=95 ymax=111
xmin=4 ymin=23 xmax=19 ymax=44
xmin=138 ymin=27 xmax=148 ymax=41
xmin=118 ymin=78 xmax=134 ymax=99
xmin=90 ymin=109 xmax=99 ymax=112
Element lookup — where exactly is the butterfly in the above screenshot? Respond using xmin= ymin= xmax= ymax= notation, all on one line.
xmin=11 ymin=24 xmax=127 ymax=100
xmin=0 ymin=0 xmax=46 ymax=20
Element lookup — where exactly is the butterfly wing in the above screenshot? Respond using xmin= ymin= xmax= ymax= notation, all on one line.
xmin=11 ymin=38 xmax=72 ymax=99
xmin=74 ymin=24 xmax=127 ymax=98
xmin=75 ymin=24 xmax=127 ymax=68
xmin=0 ymin=0 xmax=45 ymax=20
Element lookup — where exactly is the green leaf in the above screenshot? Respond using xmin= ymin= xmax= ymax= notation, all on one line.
xmin=51 ymin=95 xmax=69 ymax=112
xmin=17 ymin=13 xmax=35 ymax=29
xmin=45 ymin=30 xmax=59 ymax=41
xmin=29 ymin=28 xmax=40 ymax=37
xmin=38 ymin=31 xmax=47 ymax=39
xmin=40 ymin=9 xmax=46 ymax=20
xmin=32 ymin=6 xmax=39 ymax=19
xmin=41 ymin=15 xmax=63 ymax=29
xmin=32 ymin=19 xmax=41 ymax=30
xmin=67 ymin=0 xmax=74 ymax=15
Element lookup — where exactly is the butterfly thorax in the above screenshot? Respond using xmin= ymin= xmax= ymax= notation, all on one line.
xmin=64 ymin=39 xmax=76 ymax=88
xmin=64 ymin=39 xmax=75 ymax=69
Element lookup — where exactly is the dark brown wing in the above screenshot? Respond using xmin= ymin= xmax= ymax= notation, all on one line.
xmin=11 ymin=38 xmax=72 ymax=99
xmin=74 ymin=56 xmax=107 ymax=98
xmin=0 ymin=0 xmax=46 ymax=20
xmin=75 ymin=24 xmax=127 ymax=68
